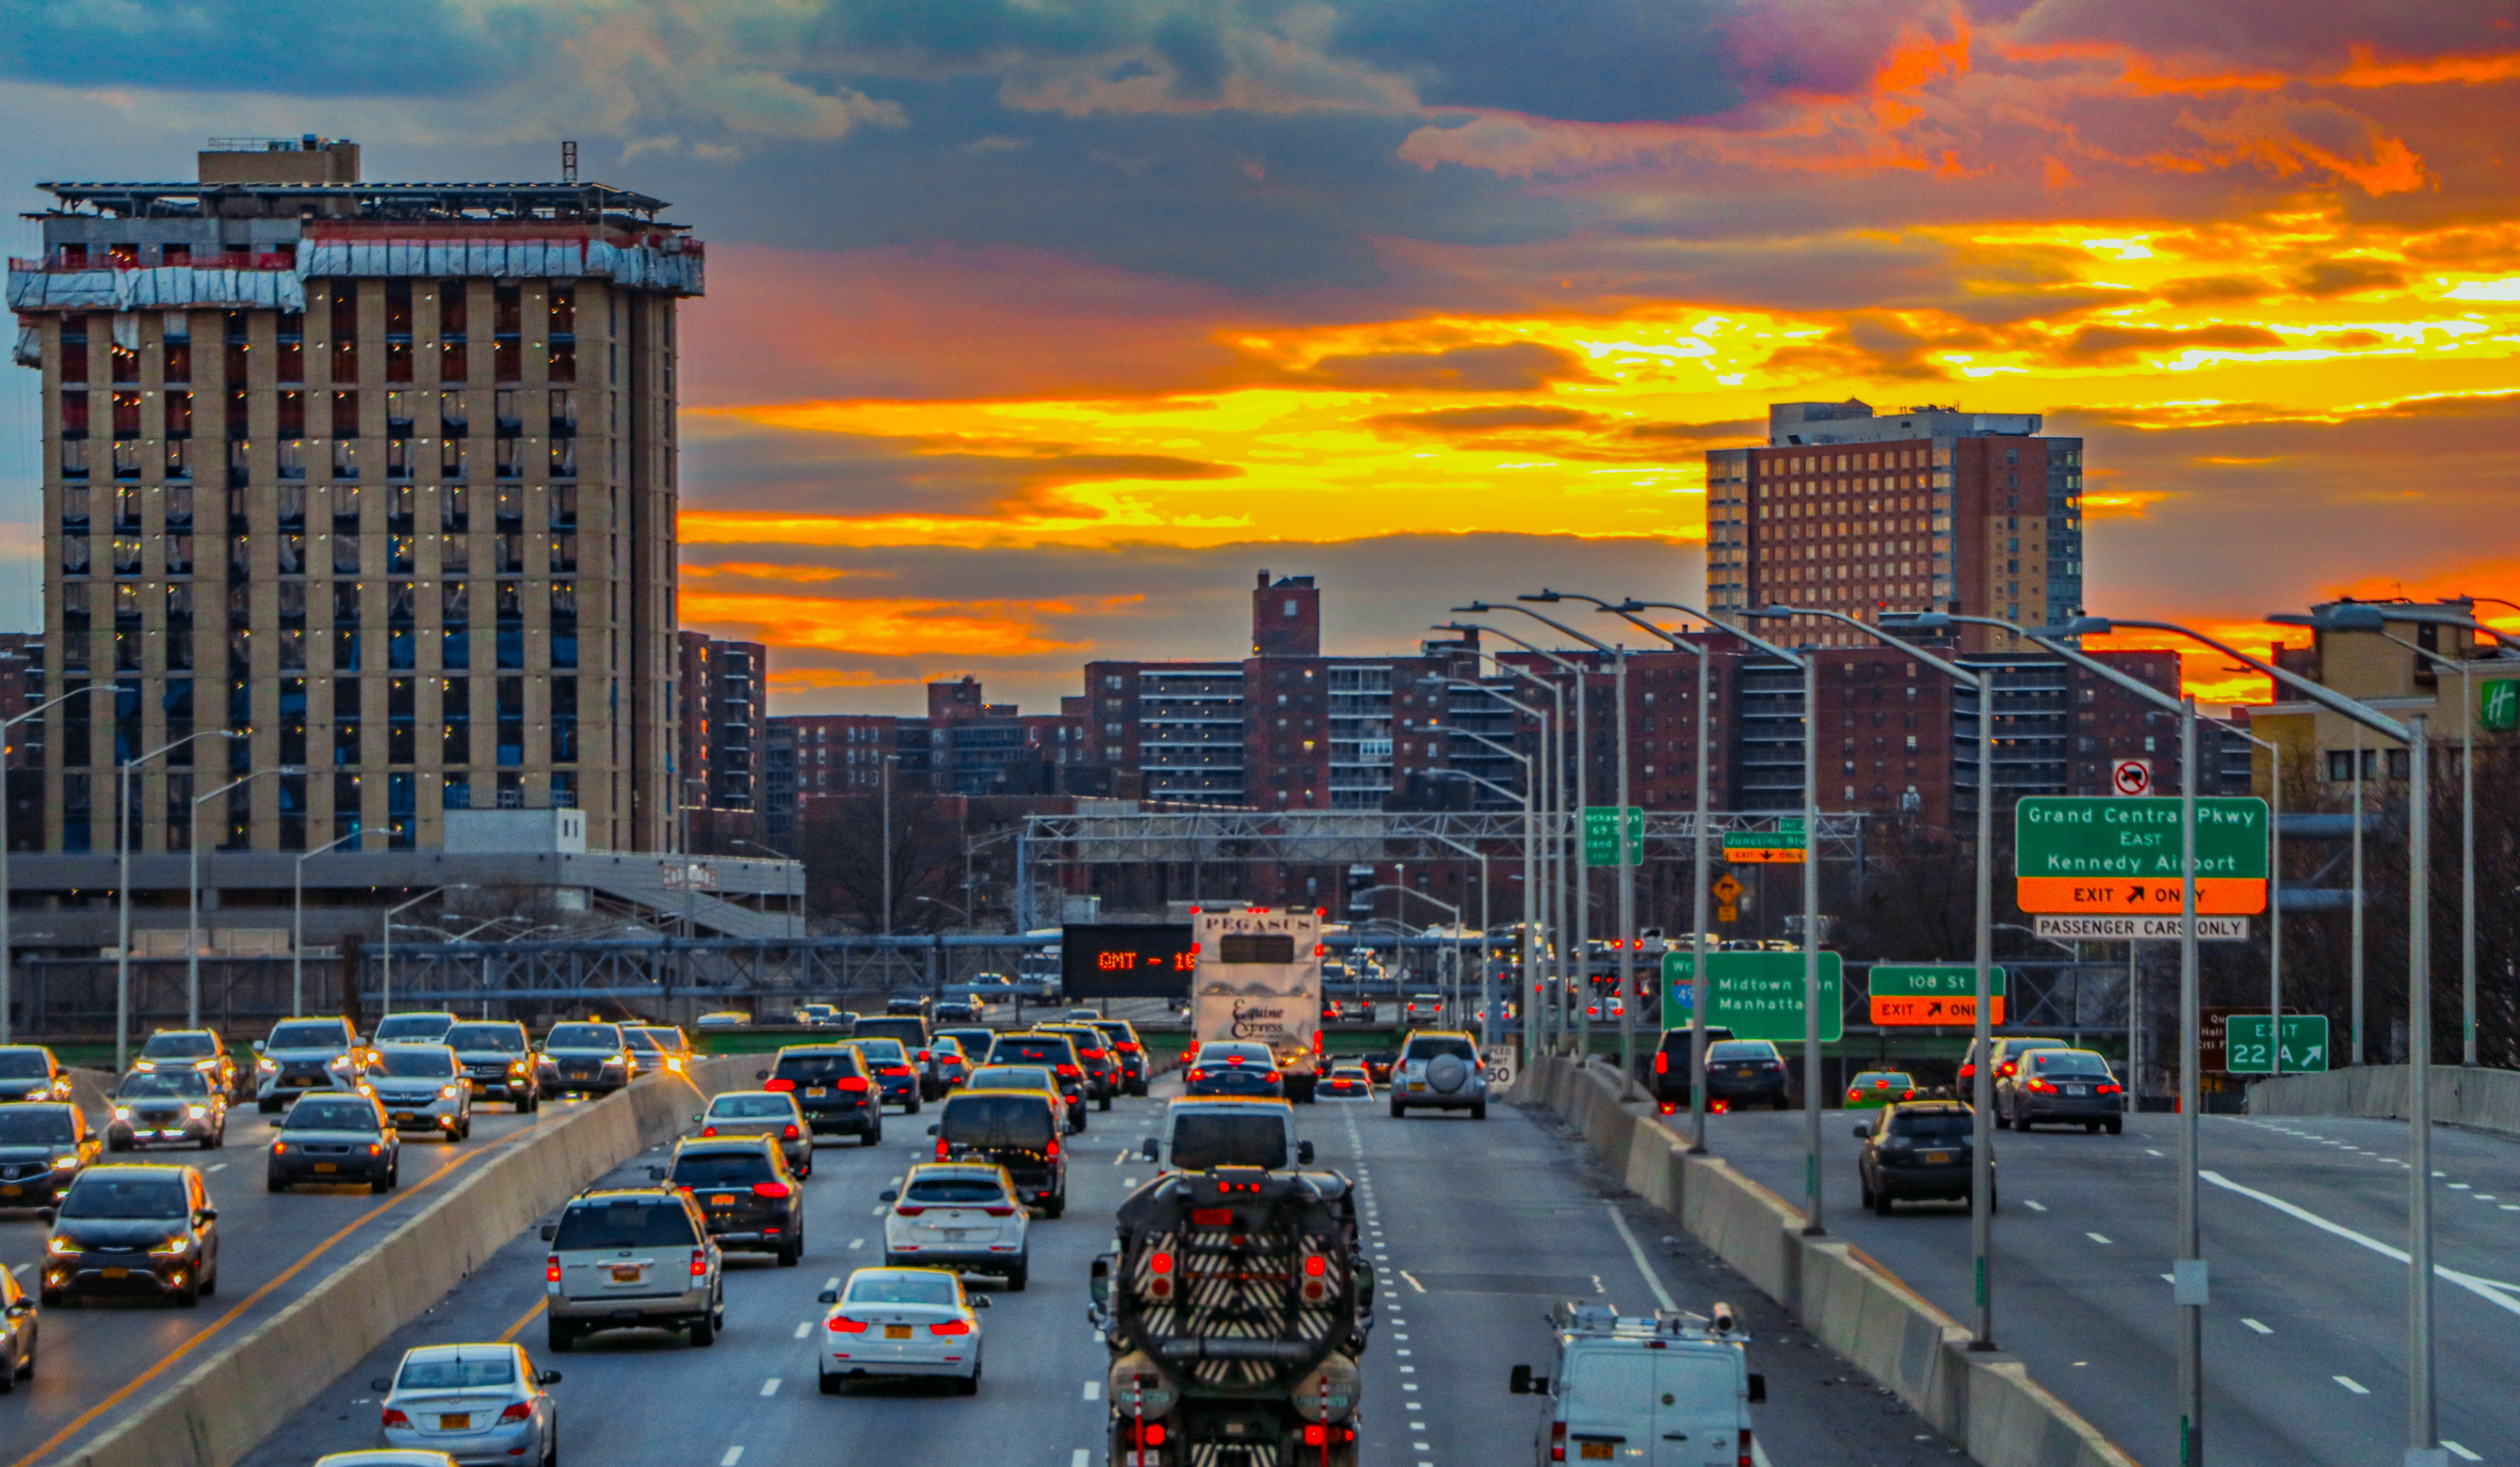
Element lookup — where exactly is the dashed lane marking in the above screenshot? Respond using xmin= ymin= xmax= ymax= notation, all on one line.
xmin=2333 ymin=1375 xmax=2369 ymax=1395
xmin=2242 ymin=1319 xmax=2272 ymax=1335
xmin=720 ymin=1449 xmax=744 ymax=1466
xmin=2444 ymin=1442 xmax=2481 ymax=1462
xmin=204 ymin=1163 xmax=226 ymax=1173
xmin=1399 ymin=1271 xmax=1426 ymax=1294
xmin=1605 ymin=1203 xmax=1677 ymax=1311
xmin=2201 ymin=1171 xmax=2520 ymax=1319
xmin=2023 ymin=1200 xmax=2048 ymax=1213
xmin=1072 ymin=1453 xmax=1090 ymax=1467
xmin=2085 ymin=1232 xmax=2113 ymax=1246
xmin=759 ymin=1377 xmax=780 ymax=1397
xmin=824 ymin=1276 xmax=840 ymax=1290
xmin=793 ymin=1320 xmax=812 ymax=1339
xmin=1084 ymin=1380 xmax=1100 ymax=1400
xmin=2145 ymin=1149 xmax=2164 ymax=1158
xmin=849 ymin=1239 xmax=865 ymax=1250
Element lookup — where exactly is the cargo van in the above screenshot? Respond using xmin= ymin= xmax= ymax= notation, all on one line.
xmin=1136 ymin=1097 xmax=1315 ymax=1174
xmin=1509 ymin=1300 xmax=1764 ymax=1466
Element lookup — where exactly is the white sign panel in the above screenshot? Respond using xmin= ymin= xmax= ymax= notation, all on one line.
xmin=2110 ymin=758 xmax=2153 ymax=797
xmin=2035 ymin=915 xmax=2251 ymax=942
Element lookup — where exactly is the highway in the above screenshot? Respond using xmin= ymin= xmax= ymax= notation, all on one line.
xmin=0 ymin=1091 xmax=562 ymax=1467
xmin=1707 ymin=1107 xmax=2520 ymax=1466
xmin=235 ymin=1081 xmax=1964 ymax=1467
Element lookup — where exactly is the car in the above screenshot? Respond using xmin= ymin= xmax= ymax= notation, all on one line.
xmin=0 ymin=1103 xmax=98 ymax=1214
xmin=693 ymin=1011 xmax=753 ymax=1029
xmin=1854 ymin=1101 xmax=1992 ymax=1215
xmin=1956 ymin=1035 xmax=2075 ymax=1094
xmin=1319 ymin=1065 xmax=1372 ymax=1100
xmin=1039 ymin=1024 xmax=1120 ymax=1110
xmin=925 ymin=1036 xmax=974 ymax=1090
xmin=371 ymin=1012 xmax=460 ymax=1046
xmin=1404 ymin=992 xmax=1447 ymax=1024
xmin=253 ymin=1015 xmax=365 ymax=1112
xmin=660 ymin=1134 xmax=805 ymax=1265
xmin=1996 ymin=1049 xmax=2125 ymax=1133
xmin=540 ymin=1186 xmax=724 ymax=1351
xmin=760 ymin=1045 xmax=882 ymax=1145
xmin=42 ymin=1163 xmax=220 ymax=1307
xmin=794 ymin=1003 xmax=848 ymax=1029
xmin=133 ymin=1028 xmax=238 ymax=1099
xmin=1645 ymin=1024 xmax=1741 ymax=1113
xmin=844 ymin=1038 xmax=925 ymax=1114
xmin=268 ymin=1092 xmax=400 ymax=1192
xmin=316 ymin=1452 xmax=460 ymax=1466
xmin=1700 ymin=1039 xmax=1792 ymax=1111
xmin=1844 ymin=1071 xmax=1918 ymax=1110
xmin=941 ymin=973 xmax=1020 ymax=1006
xmin=852 ymin=1017 xmax=939 ymax=1096
xmin=1391 ymin=1030 xmax=1486 ymax=1118
xmin=626 ymin=1025 xmax=693 ymax=1078
xmin=370 ymin=1343 xmax=560 ymax=1467
xmin=1138 ymin=1096 xmax=1313 ymax=1174
xmin=930 ymin=1089 xmax=1067 ymax=1217
xmin=1087 ymin=1019 xmax=1151 ymax=1096
xmin=1183 ymin=1041 xmax=1284 ymax=1099
xmin=1508 ymin=1300 xmax=1764 ymax=1467
xmin=0 ymin=1258 xmax=36 ymax=1392
xmin=1359 ymin=1050 xmax=1398 ymax=1086
xmin=540 ymin=1022 xmax=636 ymax=1097
xmin=981 ymin=1033 xmax=1088 ymax=1122
xmin=696 ymin=1091 xmax=813 ymax=1175
xmin=444 ymin=1022 xmax=539 ymax=1111
xmin=932 ymin=1026 xmax=998 ymax=1082
xmin=884 ymin=996 xmax=934 ymax=1021
xmin=959 ymin=1064 xmax=1077 ymax=1135
xmin=0 ymin=1045 xmax=74 ymax=1104
xmin=932 ymin=998 xmax=985 ymax=1025
xmin=108 ymin=1068 xmax=228 ymax=1150
xmin=879 ymin=1162 xmax=1029 ymax=1287
xmin=364 ymin=1045 xmax=473 ymax=1141
xmin=814 ymin=1268 xmax=989 ymax=1395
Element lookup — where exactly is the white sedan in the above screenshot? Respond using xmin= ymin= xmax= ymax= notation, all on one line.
xmin=815 ymin=1268 xmax=989 ymax=1395
xmin=880 ymin=1163 xmax=1029 ymax=1289
xmin=370 ymin=1343 xmax=560 ymax=1465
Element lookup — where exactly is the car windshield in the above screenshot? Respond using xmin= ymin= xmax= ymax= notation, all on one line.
xmin=0 ymin=1108 xmax=74 ymax=1143
xmin=552 ymin=1198 xmax=697 ymax=1250
xmin=1200 ymin=1044 xmax=1273 ymax=1065
xmin=852 ymin=1039 xmax=908 ymax=1064
xmin=853 ymin=1019 xmax=926 ymax=1046
xmin=625 ymin=1030 xmax=663 ymax=1052
xmin=372 ymin=1048 xmax=455 ymax=1078
xmin=940 ymin=1094 xmax=1056 ymax=1149
xmin=846 ymin=1273 xmax=958 ymax=1307
xmin=1048 ymin=1029 xmax=1104 ymax=1053
xmin=446 ymin=1024 xmax=525 ymax=1054
xmin=673 ymin=1151 xmax=775 ymax=1186
xmin=708 ymin=1094 xmax=797 ymax=1120
xmin=0 ymin=1050 xmax=50 ymax=1078
xmin=635 ymin=1029 xmax=684 ymax=1052
xmin=1330 ymin=1068 xmax=1367 ymax=1079
xmin=1092 ymin=1022 xmax=1137 ymax=1046
xmin=142 ymin=1032 xmax=216 ymax=1058
xmin=964 ymin=1067 xmax=1053 ymax=1093
xmin=119 ymin=1070 xmax=210 ymax=1098
xmin=2028 ymin=1052 xmax=2113 ymax=1076
xmin=1854 ymin=1073 xmax=1915 ymax=1088
xmin=61 ymin=1174 xmax=188 ymax=1219
xmin=1403 ymin=1038 xmax=1476 ymax=1063
xmin=285 ymin=1099 xmax=380 ymax=1132
xmin=1708 ymin=1042 xmax=1778 ymax=1062
xmin=397 ymin=1355 xmax=516 ymax=1391
xmin=990 ymin=1038 xmax=1073 ymax=1067
xmin=772 ymin=1053 xmax=863 ymax=1081
xmin=372 ymin=1015 xmax=451 ymax=1042
xmin=268 ymin=1021 xmax=348 ymax=1050
xmin=1170 ymin=1113 xmax=1290 ymax=1170
xmin=905 ymin=1175 xmax=1011 ymax=1204
xmin=936 ymin=1030 xmax=993 ymax=1053
xmin=546 ymin=1025 xmax=619 ymax=1049
xmin=1889 ymin=1112 xmax=1976 ymax=1141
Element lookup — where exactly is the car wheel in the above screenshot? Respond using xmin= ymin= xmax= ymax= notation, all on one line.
xmin=779 ymin=1239 xmax=802 ymax=1268
xmin=1098 ymin=1094 xmax=1111 ymax=1113
xmin=1995 ymin=1109 xmax=2012 ymax=1130
xmin=267 ymin=1172 xmax=286 ymax=1194
xmin=861 ymin=1125 xmax=882 ymax=1147
xmin=176 ymin=1275 xmax=202 ymax=1309
xmin=17 ymin=1335 xmax=34 ymax=1380
xmin=1470 ymin=1101 xmax=1487 ymax=1121
xmin=1007 ymin=1264 xmax=1028 ymax=1292
xmin=0 ymin=1347 xmax=13 ymax=1394
xmin=107 ymin=1134 xmax=130 ymax=1152
xmin=905 ymin=1094 xmax=921 ymax=1116
xmin=1073 ymin=1109 xmax=1089 ymax=1134
xmin=1860 ymin=1176 xmax=1875 ymax=1209
xmin=1872 ymin=1186 xmax=1895 ymax=1216
xmin=201 ymin=1263 xmax=218 ymax=1298
xmin=38 ymin=1292 xmax=64 ymax=1310
xmin=1044 ymin=1191 xmax=1067 ymax=1220
xmin=2105 ymin=1118 xmax=2123 ymax=1135
xmin=956 ymin=1356 xmax=981 ymax=1396
xmin=459 ymin=1118 xmax=473 ymax=1142
xmin=547 ymin=1319 xmax=574 ymax=1353
xmin=543 ymin=1422 xmax=557 ymax=1467
xmin=258 ymin=1098 xmax=281 ymax=1115
xmin=818 ymin=1369 xmax=842 ymax=1396
xmin=689 ymin=1311 xmax=716 ymax=1347
xmin=1389 ymin=1100 xmax=1406 ymax=1118
xmin=884 ymin=1253 xmax=905 ymax=1268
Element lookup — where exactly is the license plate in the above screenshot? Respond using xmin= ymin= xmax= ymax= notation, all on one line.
xmin=711 ymin=1194 xmax=737 ymax=1206
xmin=884 ymin=1325 xmax=913 ymax=1340
xmin=1580 ymin=1444 xmax=1614 ymax=1461
xmin=395 ymin=1112 xmax=420 ymax=1122
xmin=1410 ymin=1083 xmax=1427 ymax=1092
xmin=806 ymin=1087 xmax=827 ymax=1097
xmin=101 ymin=1266 xmax=129 ymax=1279
xmin=1924 ymin=1151 xmax=1952 ymax=1164
xmin=439 ymin=1414 xmax=471 ymax=1431
xmin=2065 ymin=1085 xmax=2087 ymax=1095
xmin=314 ymin=1163 xmax=338 ymax=1173
xmin=612 ymin=1265 xmax=643 ymax=1283
xmin=0 ymin=1185 xmax=19 ymax=1197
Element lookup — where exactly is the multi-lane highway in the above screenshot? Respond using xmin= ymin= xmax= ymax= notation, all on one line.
xmin=233 ymin=1079 xmax=1963 ymax=1467
xmin=0 ymin=1092 xmax=564 ymax=1467
xmin=1711 ymin=1107 xmax=2520 ymax=1466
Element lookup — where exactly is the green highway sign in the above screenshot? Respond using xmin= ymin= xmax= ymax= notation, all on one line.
xmin=1868 ymin=965 xmax=2007 ymax=998
xmin=2014 ymin=795 xmax=2270 ymax=915
xmin=1583 ymin=806 xmax=1644 ymax=868
xmin=1662 ymin=949 xmax=1844 ymax=1042
xmin=2224 ymin=1014 xmax=2331 ymax=1074
xmin=2483 ymin=677 xmax=2518 ymax=734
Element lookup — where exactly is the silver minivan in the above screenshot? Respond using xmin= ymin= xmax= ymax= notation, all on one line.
xmin=1510 ymin=1301 xmax=1764 ymax=1466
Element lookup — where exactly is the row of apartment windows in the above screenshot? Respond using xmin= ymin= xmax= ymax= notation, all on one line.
xmin=58 ymin=388 xmax=577 ymax=437
xmin=60 ymin=481 xmax=580 ymax=532
xmin=61 ymin=435 xmax=584 ymax=485
xmin=54 ymin=767 xmax=567 ymax=854
xmin=62 ymin=530 xmax=584 ymax=578
xmin=49 ymin=672 xmax=580 ymax=770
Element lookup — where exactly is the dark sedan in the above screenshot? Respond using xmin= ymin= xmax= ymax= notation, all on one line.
xmin=982 ymin=1034 xmax=1089 ymax=1122
xmin=1997 ymin=1048 xmax=2125 ymax=1134
xmin=662 ymin=1136 xmax=805 ymax=1265
xmin=0 ymin=1104 xmax=99 ymax=1213
xmin=1855 ymin=1102 xmax=1992 ymax=1215
xmin=42 ymin=1164 xmax=221 ymax=1307
xmin=1700 ymin=1039 xmax=1791 ymax=1111
xmin=1088 ymin=1020 xmax=1151 ymax=1096
xmin=845 ymin=1038 xmax=925 ymax=1113
xmin=0 ymin=1045 xmax=74 ymax=1104
xmin=1183 ymin=1043 xmax=1284 ymax=1099
xmin=762 ymin=1045 xmax=883 ymax=1144
xmin=446 ymin=1020 xmax=540 ymax=1110
xmin=267 ymin=1093 xmax=400 ymax=1192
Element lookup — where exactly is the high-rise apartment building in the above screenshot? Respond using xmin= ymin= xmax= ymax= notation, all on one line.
xmin=677 ymin=632 xmax=765 ymax=815
xmin=11 ymin=139 xmax=703 ymax=855
xmin=1705 ymin=400 xmax=2084 ymax=652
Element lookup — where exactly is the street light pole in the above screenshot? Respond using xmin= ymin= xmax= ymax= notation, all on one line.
xmin=381 ymin=884 xmax=473 ymax=1017
xmin=881 ymin=755 xmax=896 ymax=939
xmin=190 ymin=760 xmax=301 ymax=1027
xmin=294 ymin=829 xmax=361 ymax=1019
xmin=734 ymin=838 xmax=804 ymax=933
xmin=116 ymin=727 xmax=229 ymax=1071
xmin=0 ymin=685 xmax=112 ymax=1043
xmin=2227 ymin=725 xmax=2287 ymax=1075
xmin=1436 ymin=670 xmax=1548 ymax=1063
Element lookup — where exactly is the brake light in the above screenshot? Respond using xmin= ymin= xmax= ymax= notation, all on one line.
xmin=1660 ymin=1102 xmax=1677 ymax=1115
xmin=1739 ymin=1429 xmax=1755 ymax=1466
xmin=1999 ymin=1062 xmax=2018 ymax=1077
xmin=383 ymin=1407 xmax=412 ymax=1429
xmin=1046 ymin=1137 xmax=1060 ymax=1159
xmin=690 ymin=1249 xmax=708 ymax=1278
xmin=894 ymin=1204 xmax=926 ymax=1216
xmin=1550 ymin=1420 xmax=1567 ymax=1461
xmin=1958 ymin=1063 xmax=1975 ymax=1079
xmin=783 ymin=1124 xmax=801 ymax=1140
xmin=882 ymin=1065 xmax=914 ymax=1078
xmin=1116 ymin=1042 xmax=1141 ymax=1054
xmin=1654 ymin=1051 xmax=1668 ymax=1075
xmin=763 ymin=1078 xmax=796 ymax=1092
xmin=700 ymin=1126 xmax=718 ymax=1137
xmin=2098 ymin=1083 xmax=2123 ymax=1095
xmin=983 ymin=1205 xmax=1016 ymax=1216
xmin=929 ymin=1318 xmax=972 ymax=1336
xmin=1190 ymin=1207 xmax=1233 ymax=1226
xmin=2026 ymin=1078 xmax=2056 ymax=1094
xmin=937 ymin=1139 xmax=950 ymax=1160
xmin=1225 ymin=1055 xmax=1243 ymax=1066
xmin=752 ymin=1182 xmax=793 ymax=1199
xmin=499 ymin=1401 xmax=534 ymax=1424
xmin=1056 ymin=1063 xmax=1081 ymax=1078
xmin=836 ymin=1076 xmax=871 ymax=1093
xmin=916 ymin=1051 xmax=932 ymax=1062
xmin=1187 ymin=1069 xmax=1205 ymax=1082
xmin=828 ymin=1315 xmax=869 ymax=1333
xmin=545 ymin=1255 xmax=561 ymax=1283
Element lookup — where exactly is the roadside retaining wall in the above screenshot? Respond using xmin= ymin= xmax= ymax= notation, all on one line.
xmin=1517 ymin=1056 xmax=2137 ymax=1467
xmin=61 ymin=1055 xmax=752 ymax=1467
xmin=2248 ymin=1063 xmax=2520 ymax=1137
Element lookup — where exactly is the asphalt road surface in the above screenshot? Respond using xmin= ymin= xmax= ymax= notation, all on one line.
xmin=1706 ymin=1107 xmax=2520 ymax=1467
xmin=1 ymin=1091 xmax=560 ymax=1467
xmin=236 ymin=1082 xmax=1964 ymax=1467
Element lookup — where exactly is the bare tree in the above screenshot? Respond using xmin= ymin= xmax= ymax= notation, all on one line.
xmin=796 ymin=790 xmax=969 ymax=934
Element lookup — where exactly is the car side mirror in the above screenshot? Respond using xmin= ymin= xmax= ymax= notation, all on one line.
xmin=1508 ymin=1364 xmax=1532 ymax=1394
xmin=196 ymin=1207 xmax=218 ymax=1222
xmin=539 ymin=1223 xmax=557 ymax=1242
xmin=1852 ymin=1124 xmax=1869 ymax=1138
xmin=972 ymin=1295 xmax=991 ymax=1309
xmin=879 ymin=1190 xmax=899 ymax=1203
xmin=647 ymin=1166 xmax=667 ymax=1182
xmin=372 ymin=1376 xmax=394 ymax=1392
xmin=538 ymin=1370 xmax=563 ymax=1385
xmin=926 ymin=1125 xmax=938 ymax=1136
xmin=1297 ymin=1141 xmax=1316 ymax=1165
xmin=755 ymin=1070 xmax=768 ymax=1081
xmin=1139 ymin=1138 xmax=1159 ymax=1162
xmin=1747 ymin=1372 xmax=1767 ymax=1405
xmin=817 ymin=1289 xmax=839 ymax=1305
xmin=252 ymin=1040 xmax=266 ymax=1053
xmin=4 ymin=1301 xmax=32 ymax=1319
xmin=691 ymin=1114 xmax=703 ymax=1125
xmin=1089 ymin=1256 xmax=1110 ymax=1306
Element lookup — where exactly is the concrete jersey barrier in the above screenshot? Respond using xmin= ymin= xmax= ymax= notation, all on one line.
xmin=2248 ymin=1062 xmax=2520 ymax=1138
xmin=1519 ymin=1055 xmax=2138 ymax=1467
xmin=58 ymin=1055 xmax=754 ymax=1467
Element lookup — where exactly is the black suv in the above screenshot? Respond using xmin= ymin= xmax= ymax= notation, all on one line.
xmin=983 ymin=1033 xmax=1088 ymax=1125
xmin=1854 ymin=1101 xmax=1992 ymax=1214
xmin=661 ymin=1136 xmax=806 ymax=1266
xmin=1701 ymin=1039 xmax=1790 ymax=1110
xmin=1644 ymin=1025 xmax=1739 ymax=1112
xmin=851 ymin=1016 xmax=939 ymax=1098
xmin=932 ymin=1091 xmax=1067 ymax=1218
xmin=1088 ymin=1020 xmax=1151 ymax=1096
xmin=762 ymin=1046 xmax=883 ymax=1145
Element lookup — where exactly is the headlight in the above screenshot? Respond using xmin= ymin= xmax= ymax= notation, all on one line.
xmin=508 ymin=1060 xmax=528 ymax=1073
xmin=113 ymin=1107 xmax=132 ymax=1120
xmin=329 ymin=1055 xmax=351 ymax=1070
xmin=195 ymin=1059 xmax=220 ymax=1071
xmin=603 ymin=1055 xmax=625 ymax=1070
xmin=46 ymin=1236 xmax=81 ymax=1255
xmin=148 ymin=1236 xmax=192 ymax=1257
xmin=257 ymin=1059 xmax=276 ymax=1073
xmin=439 ymin=1085 xmax=460 ymax=1100
xmin=188 ymin=1105 xmax=209 ymax=1118
xmin=52 ymin=1153 xmax=77 ymax=1169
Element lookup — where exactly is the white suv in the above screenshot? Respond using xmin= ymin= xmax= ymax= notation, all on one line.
xmin=1392 ymin=1030 xmax=1487 ymax=1119
xmin=880 ymin=1163 xmax=1030 ymax=1290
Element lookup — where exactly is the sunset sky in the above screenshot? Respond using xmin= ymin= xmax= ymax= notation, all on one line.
xmin=6 ymin=0 xmax=2519 ymax=709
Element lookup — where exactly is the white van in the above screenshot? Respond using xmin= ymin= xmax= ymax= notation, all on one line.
xmin=1509 ymin=1301 xmax=1764 ymax=1466
xmin=1136 ymin=1097 xmax=1315 ymax=1174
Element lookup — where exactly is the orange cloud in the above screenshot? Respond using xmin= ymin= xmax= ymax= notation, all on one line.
xmin=679 ymin=593 xmax=1089 ymax=659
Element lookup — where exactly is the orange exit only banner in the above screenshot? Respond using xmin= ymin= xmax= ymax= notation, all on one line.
xmin=1869 ymin=995 xmax=2005 ymax=1026
xmin=2012 ymin=877 xmax=2267 ymax=915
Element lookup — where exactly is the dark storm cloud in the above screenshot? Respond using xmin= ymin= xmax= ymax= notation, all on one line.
xmin=0 ymin=0 xmax=544 ymax=95
xmin=2054 ymin=323 xmax=2287 ymax=364
xmin=682 ymin=422 xmax=1239 ymax=517
xmin=1328 ymin=0 xmax=1745 ymax=122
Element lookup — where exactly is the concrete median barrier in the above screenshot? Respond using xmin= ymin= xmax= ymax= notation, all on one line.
xmin=1523 ymin=1055 xmax=2138 ymax=1467
xmin=60 ymin=1055 xmax=753 ymax=1467
xmin=2249 ymin=1062 xmax=2520 ymax=1140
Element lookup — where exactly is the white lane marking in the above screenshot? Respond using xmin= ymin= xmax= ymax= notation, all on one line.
xmin=869 ymin=1206 xmax=887 ymax=1216
xmin=1401 ymin=1383 xmax=1419 ymax=1392
xmin=2476 ymin=1195 xmax=2498 ymax=1202
xmin=1396 ymin=1348 xmax=1412 ymax=1356
xmin=2023 ymin=1199 xmax=2048 ymax=1213
xmin=8 ymin=1263 xmax=27 ymax=1278
xmin=793 ymin=1320 xmax=812 ymax=1339
xmin=1113 ymin=1150 xmax=1128 ymax=1166
xmin=848 ymin=1239 xmax=864 ymax=1250
xmin=720 ymin=1450 xmax=744 ymax=1466
xmin=1606 ymin=1203 xmax=1677 ymax=1311
xmin=1072 ymin=1453 xmax=1091 ymax=1467
xmin=2242 ymin=1319 xmax=2272 ymax=1335
xmin=2201 ymin=1171 xmax=2520 ymax=1318
xmin=1399 ymin=1366 xmax=1416 ymax=1375
xmin=2503 ymin=1205 xmax=2520 ymax=1212
xmin=823 ymin=1276 xmax=840 ymax=1290
xmin=2146 ymin=1149 xmax=2164 ymax=1158
xmin=2444 ymin=1441 xmax=2481 ymax=1462
xmin=2085 ymin=1232 xmax=2113 ymax=1246
xmin=204 ymin=1162 xmax=226 ymax=1173
xmin=1399 ymin=1271 xmax=1426 ymax=1294
xmin=1124 ymin=1178 xmax=1138 ymax=1188
xmin=758 ymin=1377 xmax=780 ymax=1397
xmin=2159 ymin=1274 xmax=2175 ymax=1284
xmin=2333 ymin=1375 xmax=2369 ymax=1395
xmin=1084 ymin=1380 xmax=1100 ymax=1400
xmin=2450 ymin=1183 xmax=2471 ymax=1190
